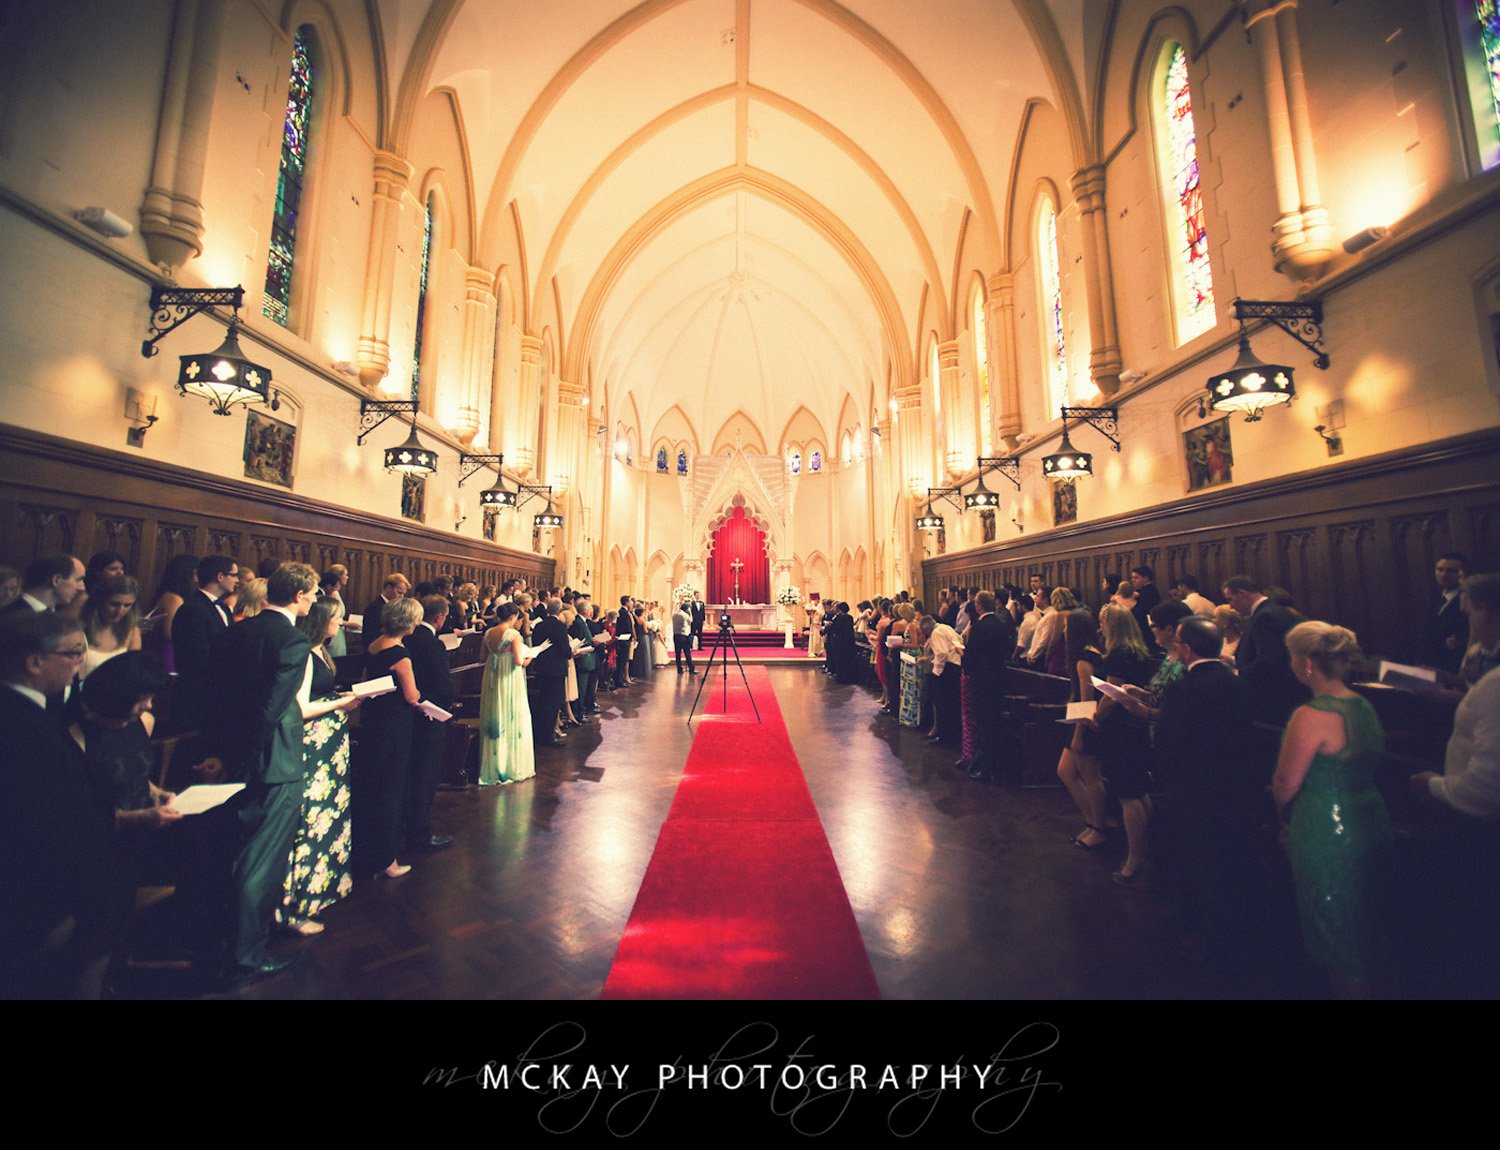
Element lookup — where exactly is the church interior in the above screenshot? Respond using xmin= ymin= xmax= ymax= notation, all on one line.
xmin=2 ymin=0 xmax=1498 ymax=1003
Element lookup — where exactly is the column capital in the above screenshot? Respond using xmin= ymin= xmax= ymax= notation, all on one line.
xmin=1240 ymin=0 xmax=1297 ymax=30
xmin=1069 ymin=165 xmax=1107 ymax=214
xmin=936 ymin=340 xmax=961 ymax=369
xmin=465 ymin=265 xmax=496 ymax=296
xmin=985 ymin=270 xmax=1014 ymax=298
xmin=518 ymin=334 xmax=544 ymax=363
xmin=372 ymin=149 xmax=414 ymax=190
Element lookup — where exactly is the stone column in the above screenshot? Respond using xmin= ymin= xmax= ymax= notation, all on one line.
xmin=355 ymin=150 xmax=414 ymax=391
xmin=938 ymin=340 xmax=964 ymax=477
xmin=511 ymin=334 xmax=543 ymax=475
xmin=452 ymin=265 xmax=494 ymax=444
xmin=139 ymin=0 xmax=225 ymax=272
xmin=986 ymin=271 xmax=1023 ymax=449
xmin=1244 ymin=0 xmax=1334 ymax=279
xmin=1070 ymin=165 xmax=1123 ymax=397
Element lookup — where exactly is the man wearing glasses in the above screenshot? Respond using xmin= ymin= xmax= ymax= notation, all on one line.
xmin=0 ymin=611 xmax=111 ymax=997
xmin=169 ymin=555 xmax=240 ymax=734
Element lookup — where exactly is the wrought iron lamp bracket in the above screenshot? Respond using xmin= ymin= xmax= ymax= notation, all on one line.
xmin=142 ymin=285 xmax=245 ymax=358
xmin=926 ymin=486 xmax=964 ymax=513
xmin=975 ymin=456 xmax=1022 ymax=490
xmin=1060 ymin=405 xmax=1121 ymax=452
xmin=1232 ymin=298 xmax=1329 ymax=369
xmin=358 ymin=398 xmax=419 ymax=445
xmin=458 ymin=453 xmax=506 ymax=487
xmin=516 ymin=484 xmax=552 ymax=512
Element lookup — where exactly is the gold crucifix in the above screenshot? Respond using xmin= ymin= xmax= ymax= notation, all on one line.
xmin=730 ymin=558 xmax=745 ymax=602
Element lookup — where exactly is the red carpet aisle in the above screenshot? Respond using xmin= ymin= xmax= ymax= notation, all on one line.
xmin=602 ymin=666 xmax=880 ymax=999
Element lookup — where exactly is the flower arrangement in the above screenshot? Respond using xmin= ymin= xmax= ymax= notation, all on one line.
xmin=671 ymin=583 xmax=699 ymax=604
xmin=775 ymin=585 xmax=802 ymax=607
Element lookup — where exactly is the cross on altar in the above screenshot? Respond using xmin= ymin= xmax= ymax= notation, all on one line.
xmin=730 ymin=558 xmax=745 ymax=603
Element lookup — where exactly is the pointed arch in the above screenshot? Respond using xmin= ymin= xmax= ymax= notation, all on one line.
xmin=710 ymin=410 xmax=767 ymax=455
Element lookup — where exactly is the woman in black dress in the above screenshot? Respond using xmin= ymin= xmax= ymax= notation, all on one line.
xmin=357 ymin=597 xmax=423 ymax=879
xmin=1082 ymin=605 xmax=1155 ymax=881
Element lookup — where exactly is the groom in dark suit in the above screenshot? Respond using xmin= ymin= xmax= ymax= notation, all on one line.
xmin=689 ymin=591 xmax=707 ymax=651
xmin=204 ymin=561 xmax=318 ymax=985
xmin=405 ymin=595 xmax=456 ymax=850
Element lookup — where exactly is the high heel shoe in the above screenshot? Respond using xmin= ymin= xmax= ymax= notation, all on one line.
xmin=285 ymin=918 xmax=325 ymax=936
xmin=381 ymin=861 xmax=412 ymax=878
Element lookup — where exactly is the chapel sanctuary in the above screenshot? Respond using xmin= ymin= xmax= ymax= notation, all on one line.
xmin=0 ymin=0 xmax=1497 ymax=1002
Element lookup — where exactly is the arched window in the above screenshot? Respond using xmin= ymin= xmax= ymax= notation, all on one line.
xmin=411 ymin=196 xmax=433 ymax=400
xmin=809 ymin=449 xmax=822 ymax=473
xmin=1037 ymin=197 xmax=1068 ymax=412
xmin=788 ymin=449 xmax=801 ymax=475
xmin=1457 ymin=2 xmax=1500 ymax=171
xmin=1156 ymin=42 xmax=1215 ymax=341
xmin=262 ymin=25 xmax=314 ymax=327
xmin=656 ymin=446 xmax=669 ymax=472
xmin=971 ymin=284 xmax=992 ymax=456
xmin=676 ymin=448 xmax=688 ymax=476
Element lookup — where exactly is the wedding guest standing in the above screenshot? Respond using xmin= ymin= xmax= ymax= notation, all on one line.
xmin=356 ymin=598 xmax=423 ymax=880
xmin=479 ymin=603 xmax=536 ymax=784
xmin=281 ymin=596 xmax=361 ymax=936
xmin=79 ymin=575 xmax=142 ymax=679
xmin=404 ymin=595 xmax=456 ymax=851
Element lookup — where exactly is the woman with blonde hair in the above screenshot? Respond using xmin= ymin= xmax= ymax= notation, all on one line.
xmin=79 ymin=575 xmax=142 ymax=679
xmin=1272 ymin=620 xmax=1391 ymax=998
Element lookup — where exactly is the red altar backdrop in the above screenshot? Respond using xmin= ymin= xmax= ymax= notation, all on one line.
xmin=707 ymin=506 xmax=770 ymax=603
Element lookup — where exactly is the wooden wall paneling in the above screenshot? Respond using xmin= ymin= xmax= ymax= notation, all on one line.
xmin=1390 ymin=511 xmax=1449 ymax=661
xmin=14 ymin=501 xmax=77 ymax=558
xmin=1232 ymin=532 xmax=1267 ymax=582
xmin=1469 ymin=502 xmax=1500 ymax=570
xmin=1197 ymin=538 xmax=1226 ymax=593
xmin=1328 ymin=519 xmax=1378 ymax=648
xmin=1275 ymin=527 xmax=1318 ymax=614
xmin=91 ymin=513 xmax=145 ymax=572
xmin=205 ymin=526 xmax=241 ymax=559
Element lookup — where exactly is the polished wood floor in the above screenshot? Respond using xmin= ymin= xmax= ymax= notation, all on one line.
xmin=128 ymin=663 xmax=1321 ymax=1000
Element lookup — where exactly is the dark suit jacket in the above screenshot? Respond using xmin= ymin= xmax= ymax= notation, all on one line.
xmin=689 ymin=600 xmax=706 ymax=632
xmin=1421 ymin=592 xmax=1468 ymax=673
xmin=963 ymin=611 xmax=1015 ymax=691
xmin=204 ymin=610 xmax=312 ymax=786
xmin=1153 ymin=660 xmax=1258 ymax=809
xmin=1131 ymin=582 xmax=1162 ymax=646
xmin=615 ymin=608 xmax=635 ymax=641
xmin=569 ymin=615 xmax=597 ymax=672
xmin=0 ymin=686 xmax=112 ymax=958
xmin=407 ymin=623 xmax=456 ymax=710
xmin=1237 ymin=599 xmax=1310 ymax=724
xmin=362 ymin=596 xmax=393 ymax=635
xmin=170 ymin=590 xmax=228 ymax=728
xmin=530 ymin=616 xmax=573 ymax=679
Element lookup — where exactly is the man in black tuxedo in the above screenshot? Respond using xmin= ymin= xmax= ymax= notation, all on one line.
xmin=613 ymin=595 xmax=635 ymax=688
xmin=203 ymin=562 xmax=317 ymax=985
xmin=0 ymin=612 xmax=113 ymax=997
xmin=570 ymin=600 xmax=600 ymax=716
xmin=958 ymin=590 xmax=1016 ymax=780
xmin=361 ymin=573 xmax=409 ymax=639
xmin=405 ymin=595 xmax=456 ymax=851
xmin=1129 ymin=565 xmax=1163 ymax=652
xmin=689 ymin=591 xmax=707 ymax=651
xmin=0 ymin=553 xmax=86 ymax=620
xmin=169 ymin=554 xmax=239 ymax=733
xmin=1148 ymin=616 xmax=1260 ymax=962
xmin=1420 ymin=552 xmax=1469 ymax=674
xmin=1223 ymin=574 xmax=1310 ymax=725
xmin=825 ymin=602 xmax=858 ymax=684
xmin=531 ymin=600 xmax=573 ymax=746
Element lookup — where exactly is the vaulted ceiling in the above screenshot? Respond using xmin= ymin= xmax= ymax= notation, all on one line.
xmin=382 ymin=0 xmax=1081 ymax=453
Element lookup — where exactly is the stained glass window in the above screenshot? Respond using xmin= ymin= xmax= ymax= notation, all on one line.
xmin=1478 ymin=2 xmax=1500 ymax=165
xmin=1162 ymin=43 xmax=1215 ymax=340
xmin=411 ymin=198 xmax=432 ymax=400
xmin=809 ymin=450 xmax=822 ymax=472
xmin=676 ymin=449 xmax=688 ymax=475
xmin=972 ymin=286 xmax=991 ymax=456
xmin=656 ymin=446 xmax=668 ymax=472
xmin=1038 ymin=198 xmax=1068 ymax=410
xmin=789 ymin=450 xmax=801 ymax=475
xmin=262 ymin=26 xmax=313 ymax=326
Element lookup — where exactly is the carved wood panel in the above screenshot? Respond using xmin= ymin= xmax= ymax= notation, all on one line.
xmin=1328 ymin=520 xmax=1377 ymax=644
xmin=90 ymin=515 xmax=144 ymax=571
xmin=13 ymin=503 xmax=77 ymax=557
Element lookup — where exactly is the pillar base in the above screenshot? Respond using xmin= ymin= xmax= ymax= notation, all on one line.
xmin=1272 ymin=206 xmax=1336 ymax=280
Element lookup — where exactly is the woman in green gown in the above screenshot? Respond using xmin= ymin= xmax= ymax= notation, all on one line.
xmin=1272 ymin=621 xmax=1393 ymax=998
xmin=479 ymin=603 xmax=536 ymax=785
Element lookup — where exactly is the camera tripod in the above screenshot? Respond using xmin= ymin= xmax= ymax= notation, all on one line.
xmin=687 ymin=618 xmax=762 ymax=726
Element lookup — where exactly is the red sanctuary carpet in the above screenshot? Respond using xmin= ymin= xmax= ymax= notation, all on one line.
xmin=601 ymin=666 xmax=880 ymax=999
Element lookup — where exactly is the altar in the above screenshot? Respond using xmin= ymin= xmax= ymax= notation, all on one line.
xmin=714 ymin=603 xmax=779 ymax=629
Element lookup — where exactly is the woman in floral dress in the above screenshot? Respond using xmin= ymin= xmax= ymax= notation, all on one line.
xmin=282 ymin=597 xmax=361 ymax=934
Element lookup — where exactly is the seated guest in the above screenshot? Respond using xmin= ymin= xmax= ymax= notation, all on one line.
xmin=0 ymin=612 xmax=113 ymax=997
xmin=1212 ymin=604 xmax=1245 ymax=667
xmin=79 ymin=574 xmax=142 ymax=679
xmin=68 ymin=652 xmax=182 ymax=987
xmin=0 ymin=566 xmax=20 ymax=610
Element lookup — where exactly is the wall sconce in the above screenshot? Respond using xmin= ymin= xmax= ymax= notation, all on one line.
xmin=459 ymin=452 xmax=518 ymax=508
xmin=1206 ymin=298 xmax=1329 ymax=422
xmin=517 ymin=484 xmax=564 ymax=530
xmin=915 ymin=487 xmax=962 ymax=533
xmin=141 ymin=284 xmax=275 ymax=415
xmin=964 ymin=456 xmax=1021 ymax=511
xmin=359 ymin=398 xmax=437 ymax=475
xmin=124 ymin=387 xmax=158 ymax=448
xmin=1042 ymin=406 xmax=1119 ymax=480
xmin=1314 ymin=399 xmax=1345 ymax=456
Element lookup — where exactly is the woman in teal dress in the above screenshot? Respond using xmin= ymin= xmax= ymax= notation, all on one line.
xmin=1272 ymin=621 xmax=1393 ymax=998
xmin=480 ymin=603 xmax=536 ymax=785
